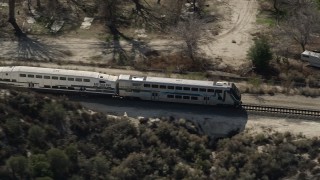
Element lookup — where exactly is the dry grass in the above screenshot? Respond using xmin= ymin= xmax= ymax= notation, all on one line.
xmin=134 ymin=52 xmax=210 ymax=72
xmin=240 ymin=83 xmax=320 ymax=97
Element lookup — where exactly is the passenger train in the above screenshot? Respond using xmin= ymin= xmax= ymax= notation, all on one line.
xmin=0 ymin=66 xmax=242 ymax=106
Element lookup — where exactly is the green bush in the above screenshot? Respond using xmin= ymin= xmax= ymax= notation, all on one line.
xmin=6 ymin=155 xmax=29 ymax=179
xmin=29 ymin=154 xmax=52 ymax=178
xmin=28 ymin=125 xmax=46 ymax=146
xmin=46 ymin=148 xmax=70 ymax=179
xmin=247 ymin=38 xmax=272 ymax=72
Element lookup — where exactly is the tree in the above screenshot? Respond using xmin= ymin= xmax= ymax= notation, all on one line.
xmin=6 ymin=155 xmax=29 ymax=179
xmin=270 ymin=0 xmax=289 ymax=21
xmin=174 ymin=16 xmax=203 ymax=63
xmin=280 ymin=0 xmax=320 ymax=51
xmin=8 ymin=0 xmax=23 ymax=35
xmin=29 ymin=154 xmax=52 ymax=178
xmin=40 ymin=103 xmax=66 ymax=134
xmin=36 ymin=0 xmax=41 ymax=9
xmin=28 ymin=125 xmax=46 ymax=146
xmin=47 ymin=148 xmax=69 ymax=179
xmin=97 ymin=0 xmax=120 ymax=26
xmin=247 ymin=38 xmax=273 ymax=72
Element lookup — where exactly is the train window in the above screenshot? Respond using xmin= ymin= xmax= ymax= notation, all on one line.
xmin=191 ymin=96 xmax=198 ymax=100
xmin=44 ymin=76 xmax=50 ymax=79
xmin=216 ymin=90 xmax=222 ymax=93
xmin=12 ymin=79 xmax=17 ymax=82
xmin=84 ymin=79 xmax=90 ymax=82
xmin=183 ymin=87 xmax=190 ymax=91
xmin=68 ymin=78 xmax=75 ymax=81
xmin=168 ymin=86 xmax=174 ymax=90
xmin=176 ymin=86 xmax=182 ymax=90
xmin=167 ymin=95 xmax=174 ymax=98
xmin=28 ymin=74 xmax=34 ymax=78
xmin=132 ymin=89 xmax=140 ymax=93
xmin=52 ymin=76 xmax=58 ymax=80
xmin=191 ymin=88 xmax=198 ymax=91
xmin=160 ymin=85 xmax=166 ymax=89
xmin=60 ymin=77 xmax=66 ymax=80
xmin=144 ymin=84 xmax=150 ymax=88
xmin=19 ymin=74 xmax=26 ymax=77
xmin=204 ymin=97 xmax=209 ymax=100
xmin=207 ymin=89 xmax=215 ymax=93
xmin=151 ymin=84 xmax=158 ymax=88
xmin=52 ymin=86 xmax=59 ymax=89
xmin=132 ymin=83 xmax=141 ymax=86
xmin=44 ymin=85 xmax=51 ymax=88
xmin=76 ymin=78 xmax=82 ymax=82
xmin=68 ymin=87 xmax=75 ymax=90
xmin=199 ymin=88 xmax=206 ymax=92
xmin=36 ymin=75 xmax=42 ymax=79
xmin=175 ymin=95 xmax=182 ymax=99
xmin=183 ymin=96 xmax=190 ymax=100
xmin=99 ymin=80 xmax=105 ymax=83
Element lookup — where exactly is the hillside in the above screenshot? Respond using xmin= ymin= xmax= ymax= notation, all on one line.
xmin=0 ymin=89 xmax=319 ymax=179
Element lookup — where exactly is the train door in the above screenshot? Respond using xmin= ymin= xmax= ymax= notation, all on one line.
xmin=151 ymin=92 xmax=159 ymax=101
xmin=115 ymin=82 xmax=119 ymax=95
xmin=203 ymin=96 xmax=209 ymax=105
xmin=215 ymin=90 xmax=226 ymax=104
xmin=28 ymin=82 xmax=34 ymax=88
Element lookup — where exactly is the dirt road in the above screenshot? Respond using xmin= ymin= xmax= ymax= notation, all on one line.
xmin=201 ymin=0 xmax=259 ymax=69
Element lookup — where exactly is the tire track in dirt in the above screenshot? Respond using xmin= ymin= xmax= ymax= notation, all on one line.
xmin=217 ymin=0 xmax=254 ymax=38
xmin=201 ymin=0 xmax=258 ymax=69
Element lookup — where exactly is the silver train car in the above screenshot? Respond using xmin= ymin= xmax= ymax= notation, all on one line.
xmin=117 ymin=75 xmax=241 ymax=106
xmin=0 ymin=66 xmax=118 ymax=95
xmin=0 ymin=66 xmax=241 ymax=106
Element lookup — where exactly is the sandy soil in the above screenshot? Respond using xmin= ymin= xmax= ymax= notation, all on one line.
xmin=247 ymin=115 xmax=320 ymax=137
xmin=243 ymin=93 xmax=320 ymax=137
xmin=201 ymin=0 xmax=259 ymax=69
xmin=0 ymin=0 xmax=258 ymax=69
xmin=242 ymin=93 xmax=320 ymax=110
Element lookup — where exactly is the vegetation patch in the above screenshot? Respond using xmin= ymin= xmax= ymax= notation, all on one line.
xmin=0 ymin=88 xmax=319 ymax=179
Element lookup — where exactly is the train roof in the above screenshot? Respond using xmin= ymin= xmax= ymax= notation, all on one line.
xmin=118 ymin=74 xmax=232 ymax=88
xmin=0 ymin=66 xmax=14 ymax=73
xmin=302 ymin=50 xmax=320 ymax=58
xmin=0 ymin=66 xmax=118 ymax=81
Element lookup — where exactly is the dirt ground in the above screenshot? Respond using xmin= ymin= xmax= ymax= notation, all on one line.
xmin=0 ymin=0 xmax=257 ymax=70
xmin=200 ymin=0 xmax=259 ymax=69
xmin=246 ymin=115 xmax=320 ymax=138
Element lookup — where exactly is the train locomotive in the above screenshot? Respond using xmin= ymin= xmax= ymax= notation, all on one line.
xmin=0 ymin=66 xmax=242 ymax=106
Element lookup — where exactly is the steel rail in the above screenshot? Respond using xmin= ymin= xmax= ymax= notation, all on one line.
xmin=242 ymin=104 xmax=320 ymax=117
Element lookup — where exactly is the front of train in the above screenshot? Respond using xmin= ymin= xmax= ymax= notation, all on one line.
xmin=230 ymin=83 xmax=242 ymax=107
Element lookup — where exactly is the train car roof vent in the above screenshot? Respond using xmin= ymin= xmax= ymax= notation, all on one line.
xmin=131 ymin=76 xmax=144 ymax=81
xmin=216 ymin=81 xmax=228 ymax=86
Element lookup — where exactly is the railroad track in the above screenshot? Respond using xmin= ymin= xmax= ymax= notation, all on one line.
xmin=242 ymin=104 xmax=320 ymax=118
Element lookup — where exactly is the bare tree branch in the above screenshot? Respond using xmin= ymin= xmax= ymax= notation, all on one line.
xmin=279 ymin=0 xmax=320 ymax=51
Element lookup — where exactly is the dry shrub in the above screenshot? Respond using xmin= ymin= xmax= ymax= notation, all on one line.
xmin=134 ymin=52 xmax=208 ymax=72
xmin=290 ymin=71 xmax=306 ymax=84
xmin=299 ymin=87 xmax=320 ymax=97
xmin=241 ymin=83 xmax=278 ymax=95
xmin=61 ymin=50 xmax=73 ymax=56
xmin=259 ymin=1 xmax=272 ymax=12
xmin=241 ymin=83 xmax=320 ymax=97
